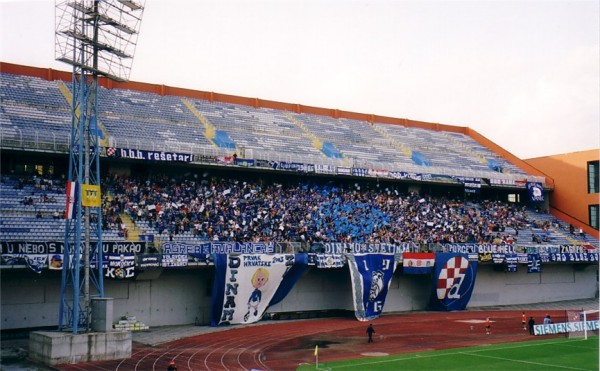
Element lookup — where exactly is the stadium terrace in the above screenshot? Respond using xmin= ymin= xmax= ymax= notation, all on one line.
xmin=0 ymin=63 xmax=597 ymax=333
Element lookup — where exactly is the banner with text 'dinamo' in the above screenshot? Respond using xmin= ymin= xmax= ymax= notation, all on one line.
xmin=210 ymin=254 xmax=307 ymax=326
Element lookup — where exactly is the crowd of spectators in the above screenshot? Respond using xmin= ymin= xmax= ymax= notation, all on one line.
xmin=7 ymin=171 xmax=582 ymax=246
xmin=101 ymin=172 xmax=534 ymax=245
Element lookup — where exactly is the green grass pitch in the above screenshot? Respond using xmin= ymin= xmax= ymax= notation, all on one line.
xmin=298 ymin=336 xmax=599 ymax=370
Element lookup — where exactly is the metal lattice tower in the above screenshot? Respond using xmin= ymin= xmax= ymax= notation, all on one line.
xmin=55 ymin=0 xmax=144 ymax=334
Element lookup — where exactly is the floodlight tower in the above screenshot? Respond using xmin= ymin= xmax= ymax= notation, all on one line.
xmin=55 ymin=0 xmax=144 ymax=334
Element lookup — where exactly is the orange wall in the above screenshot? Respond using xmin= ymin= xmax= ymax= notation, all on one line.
xmin=526 ymin=149 xmax=599 ymax=237
xmin=1 ymin=61 xmax=549 ymax=186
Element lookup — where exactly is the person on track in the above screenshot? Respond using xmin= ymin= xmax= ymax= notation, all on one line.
xmin=367 ymin=323 xmax=376 ymax=343
xmin=528 ymin=316 xmax=536 ymax=335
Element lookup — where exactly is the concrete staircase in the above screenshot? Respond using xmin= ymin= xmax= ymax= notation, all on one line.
xmin=284 ymin=112 xmax=324 ymax=152
xmin=442 ymin=131 xmax=489 ymax=166
xmin=371 ymin=124 xmax=412 ymax=158
xmin=119 ymin=213 xmax=140 ymax=241
xmin=56 ymin=81 xmax=109 ymax=147
xmin=182 ymin=98 xmax=220 ymax=149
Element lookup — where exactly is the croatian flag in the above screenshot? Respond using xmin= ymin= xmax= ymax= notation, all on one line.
xmin=403 ymin=252 xmax=435 ymax=274
xmin=65 ymin=181 xmax=78 ymax=219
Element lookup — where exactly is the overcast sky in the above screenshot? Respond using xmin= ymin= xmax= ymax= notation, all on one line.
xmin=1 ymin=0 xmax=598 ymax=159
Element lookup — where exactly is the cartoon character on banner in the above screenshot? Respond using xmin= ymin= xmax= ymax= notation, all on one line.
xmin=369 ymin=270 xmax=384 ymax=302
xmin=244 ymin=267 xmax=269 ymax=322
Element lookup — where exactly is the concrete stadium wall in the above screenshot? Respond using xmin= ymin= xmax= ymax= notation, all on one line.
xmin=1 ymin=263 xmax=597 ymax=330
xmin=0 ymin=268 xmax=214 ymax=331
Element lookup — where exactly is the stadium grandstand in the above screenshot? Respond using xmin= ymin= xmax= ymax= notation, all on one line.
xmin=1 ymin=62 xmax=598 ymax=336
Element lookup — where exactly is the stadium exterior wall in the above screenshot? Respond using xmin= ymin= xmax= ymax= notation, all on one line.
xmin=1 ymin=263 xmax=597 ymax=331
xmin=526 ymin=149 xmax=600 ymax=238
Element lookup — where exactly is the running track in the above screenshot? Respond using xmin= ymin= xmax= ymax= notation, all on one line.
xmin=54 ymin=309 xmax=568 ymax=371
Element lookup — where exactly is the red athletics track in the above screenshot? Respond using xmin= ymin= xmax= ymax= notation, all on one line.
xmin=54 ymin=309 xmax=567 ymax=371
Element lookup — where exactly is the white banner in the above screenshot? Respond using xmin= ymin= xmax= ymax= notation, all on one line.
xmin=220 ymin=254 xmax=293 ymax=325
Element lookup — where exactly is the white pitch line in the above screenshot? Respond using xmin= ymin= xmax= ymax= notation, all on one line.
xmin=457 ymin=351 xmax=589 ymax=370
xmin=327 ymin=338 xmax=594 ymax=370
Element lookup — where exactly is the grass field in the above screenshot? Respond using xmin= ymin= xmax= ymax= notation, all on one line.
xmin=298 ymin=336 xmax=599 ymax=371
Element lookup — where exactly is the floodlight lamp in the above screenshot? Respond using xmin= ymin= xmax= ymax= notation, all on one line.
xmin=55 ymin=0 xmax=145 ymax=82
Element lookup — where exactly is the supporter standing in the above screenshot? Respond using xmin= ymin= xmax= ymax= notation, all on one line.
xmin=366 ymin=323 xmax=375 ymax=343
xmin=528 ymin=316 xmax=535 ymax=335
xmin=521 ymin=312 xmax=527 ymax=330
xmin=485 ymin=317 xmax=491 ymax=335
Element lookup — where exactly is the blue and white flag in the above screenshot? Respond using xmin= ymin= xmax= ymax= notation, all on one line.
xmin=269 ymin=254 xmax=309 ymax=307
xmin=309 ymin=253 xmax=345 ymax=268
xmin=162 ymin=254 xmax=188 ymax=267
xmin=430 ymin=253 xmax=478 ymax=311
xmin=517 ymin=253 xmax=529 ymax=264
xmin=505 ymin=253 xmax=518 ymax=272
xmin=492 ymin=253 xmax=506 ymax=264
xmin=25 ymin=254 xmax=47 ymax=274
xmin=528 ymin=253 xmax=542 ymax=273
xmin=1 ymin=254 xmax=47 ymax=273
xmin=210 ymin=254 xmax=306 ymax=326
xmin=347 ymin=253 xmax=398 ymax=321
xmin=527 ymin=182 xmax=544 ymax=202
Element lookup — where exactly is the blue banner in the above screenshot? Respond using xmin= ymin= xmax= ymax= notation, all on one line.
xmin=162 ymin=254 xmax=188 ymax=267
xmin=505 ymin=253 xmax=518 ymax=272
xmin=492 ymin=253 xmax=505 ymax=264
xmin=1 ymin=254 xmax=47 ymax=273
xmin=548 ymin=252 xmax=598 ymax=263
xmin=527 ymin=182 xmax=544 ymax=202
xmin=163 ymin=242 xmax=211 ymax=254
xmin=347 ymin=253 xmax=398 ymax=321
xmin=106 ymin=147 xmax=194 ymax=162
xmin=528 ymin=253 xmax=542 ymax=273
xmin=352 ymin=168 xmax=369 ymax=177
xmin=308 ymin=253 xmax=345 ymax=268
xmin=429 ymin=253 xmax=478 ymax=311
xmin=162 ymin=241 xmax=274 ymax=255
xmin=458 ymin=177 xmax=481 ymax=194
xmin=269 ymin=253 xmax=309 ymax=306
